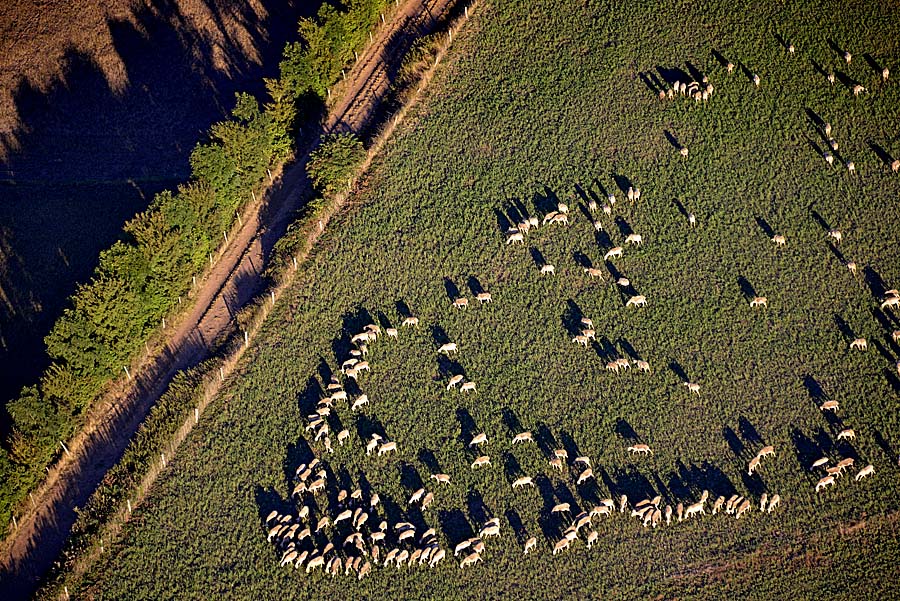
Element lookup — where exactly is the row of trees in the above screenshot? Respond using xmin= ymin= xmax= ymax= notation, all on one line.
xmin=0 ymin=0 xmax=388 ymax=530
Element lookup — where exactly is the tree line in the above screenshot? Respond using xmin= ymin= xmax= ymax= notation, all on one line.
xmin=0 ymin=0 xmax=388 ymax=531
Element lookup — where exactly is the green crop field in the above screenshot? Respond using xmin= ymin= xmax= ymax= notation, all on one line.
xmin=79 ymin=0 xmax=900 ymax=598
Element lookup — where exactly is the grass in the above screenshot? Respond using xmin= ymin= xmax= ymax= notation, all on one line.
xmin=76 ymin=0 xmax=900 ymax=598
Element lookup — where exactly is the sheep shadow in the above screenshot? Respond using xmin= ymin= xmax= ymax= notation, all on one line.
xmin=755 ymin=216 xmax=774 ymax=239
xmin=711 ymin=49 xmax=730 ymax=69
xmin=614 ymin=417 xmax=639 ymax=442
xmin=503 ymin=451 xmax=523 ymax=482
xmin=739 ymin=416 xmax=763 ymax=446
xmin=612 ymin=172 xmax=633 ymax=195
xmin=282 ymin=436 xmax=316 ymax=491
xmin=655 ymin=65 xmax=691 ymax=86
xmin=354 ymin=414 xmax=388 ymax=443
xmin=466 ymin=276 xmax=485 ymax=296
xmin=562 ymin=300 xmax=585 ymax=336
xmin=863 ymin=266 xmax=890 ymax=301
xmin=438 ymin=508 xmax=474 ymax=547
xmin=663 ymin=130 xmax=684 ymax=151
xmin=534 ymin=422 xmax=558 ymax=458
xmin=614 ymin=216 xmax=633 ymax=237
xmin=395 ymin=299 xmax=413 ymax=319
xmin=532 ymin=187 xmax=558 ymax=215
xmin=668 ymin=360 xmax=688 ymax=383
xmin=443 ymin=277 xmax=461 ymax=302
xmin=604 ymin=466 xmax=657 ymax=503
xmin=737 ymin=276 xmax=757 ymax=301
xmin=456 ymin=407 xmax=479 ymax=450
xmin=466 ymin=489 xmax=492 ymax=525
xmin=501 ymin=407 xmax=524 ymax=436
xmin=529 ymin=247 xmax=547 ymax=269
xmin=867 ymin=140 xmax=896 ymax=169
xmin=672 ymin=197 xmax=690 ymax=220
xmin=418 ymin=447 xmax=442 ymax=474
xmin=504 ymin=509 xmax=527 ymax=544
xmin=618 ymin=337 xmax=640 ymax=360
xmin=723 ymin=426 xmax=746 ymax=459
xmin=297 ymin=376 xmax=324 ymax=414
xmin=833 ymin=314 xmax=857 ymax=343
xmin=494 ymin=208 xmax=513 ymax=233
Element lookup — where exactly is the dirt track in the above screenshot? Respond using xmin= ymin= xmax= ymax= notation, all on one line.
xmin=0 ymin=0 xmax=455 ymax=597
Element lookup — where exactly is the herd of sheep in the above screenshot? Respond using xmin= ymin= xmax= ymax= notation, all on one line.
xmin=262 ymin=33 xmax=897 ymax=581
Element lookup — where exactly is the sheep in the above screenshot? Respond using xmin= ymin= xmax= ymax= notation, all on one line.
xmin=580 ymin=317 xmax=594 ymax=328
xmin=340 ymin=360 xmax=358 ymax=374
xmin=750 ymin=296 xmax=768 ymax=308
xmin=550 ymin=213 xmax=570 ymax=226
xmin=577 ymin=468 xmax=594 ymax=485
xmin=408 ymin=488 xmax=426 ymax=505
xmin=470 ymin=432 xmax=488 ymax=446
xmin=549 ymin=457 xmax=563 ymax=471
xmin=543 ymin=212 xmax=559 ymax=225
xmin=685 ymin=500 xmax=705 ymax=518
xmin=748 ymin=455 xmax=761 ymax=476
xmin=438 ymin=342 xmax=458 ymax=355
xmin=819 ymin=400 xmax=839 ymax=412
xmin=767 ymin=494 xmax=780 ymax=513
xmin=476 ymin=292 xmax=492 ymax=304
xmin=586 ymin=529 xmax=599 ymax=547
xmin=625 ymin=233 xmax=643 ymax=245
xmin=892 ymin=159 xmax=900 ymax=172
xmin=591 ymin=505 xmax=612 ymax=519
xmin=471 ymin=455 xmax=491 ymax=469
xmin=883 ymin=67 xmax=890 ymax=81
xmin=894 ymin=330 xmax=900 ymax=342
xmin=453 ymin=297 xmax=469 ymax=310
xmin=402 ymin=316 xmax=419 ymax=328
xmin=308 ymin=478 xmax=326 ymax=494
xmin=593 ymin=220 xmax=604 ymax=232
xmin=460 ymin=381 xmax=478 ymax=394
xmin=626 ymin=294 xmax=647 ymax=307
xmin=335 ymin=509 xmax=353 ymax=525
xmin=616 ymin=358 xmax=631 ymax=370
xmin=627 ymin=187 xmax=635 ymax=201
xmin=351 ymin=395 xmax=369 ymax=411
xmin=447 ymin=374 xmax=464 ymax=390
xmin=428 ymin=549 xmax=445 ymax=569
xmin=572 ymin=335 xmax=590 ymax=347
xmin=837 ymin=429 xmax=855 ymax=441
xmin=812 ymin=457 xmax=829 ymax=469
xmin=551 ymin=502 xmax=571 ymax=515
xmin=454 ymin=540 xmax=473 ymax=556
xmin=513 ymin=476 xmax=535 ymax=489
xmin=386 ymin=327 xmax=398 ymax=339
xmin=585 ymin=267 xmax=605 ymax=279
xmin=627 ymin=444 xmax=653 ymax=455
xmin=616 ymin=277 xmax=630 ymax=287
xmin=726 ymin=61 xmax=735 ymax=73
xmin=378 ymin=442 xmax=398 ymax=456
xmin=826 ymin=466 xmax=843 ymax=478
xmin=852 ymin=85 xmax=865 ymax=97
xmin=541 ymin=264 xmax=556 ymax=275
xmin=480 ymin=524 xmax=501 ymax=538
xmin=847 ymin=261 xmax=857 ymax=274
xmin=734 ymin=499 xmax=751 ymax=519
xmin=524 ymin=537 xmax=537 ymax=555
xmin=507 ymin=232 xmax=525 ymax=245
xmin=354 ymin=361 xmax=370 ymax=374
xmin=824 ymin=152 xmax=834 ymax=165
xmin=680 ymin=147 xmax=689 ymax=157
xmin=880 ymin=296 xmax=900 ymax=311
xmin=683 ymin=382 xmax=701 ymax=395
xmin=849 ymin=338 xmax=867 ymax=351
xmin=459 ymin=552 xmax=483 ymax=569
xmin=827 ymin=72 xmax=836 ymax=85
xmin=587 ymin=199 xmax=598 ymax=213
xmin=619 ymin=495 xmax=629 ymax=513
xmin=581 ymin=329 xmax=596 ymax=340
xmin=843 ymin=51 xmax=852 ymax=64
xmin=554 ymin=448 xmax=569 ymax=461
xmin=366 ymin=438 xmax=379 ymax=455
xmin=431 ymin=473 xmax=451 ymax=486
xmin=635 ymin=359 xmax=650 ymax=372
xmin=828 ymin=229 xmax=842 ymax=244
xmin=512 ymin=431 xmax=534 ymax=444
xmin=828 ymin=138 xmax=839 ymax=151
xmin=847 ymin=161 xmax=856 ymax=173
xmin=752 ymin=73 xmax=761 ymax=86
xmin=604 ymin=246 xmax=624 ymax=260
xmin=711 ymin=496 xmax=725 ymax=515
xmin=772 ymin=234 xmax=786 ymax=246
xmin=788 ymin=43 xmax=795 ymax=54
xmin=553 ymin=538 xmax=571 ymax=555
xmin=688 ymin=213 xmax=697 ymax=227
xmin=575 ymin=456 xmax=592 ymax=467
xmin=855 ymin=464 xmax=875 ymax=481
xmin=815 ymin=475 xmax=835 ymax=492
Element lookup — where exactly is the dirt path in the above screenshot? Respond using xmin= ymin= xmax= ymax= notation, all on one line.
xmin=0 ymin=0 xmax=455 ymax=597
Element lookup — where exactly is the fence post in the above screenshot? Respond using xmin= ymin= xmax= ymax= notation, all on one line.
xmin=161 ymin=453 xmax=166 ymax=468
xmin=123 ymin=366 xmax=132 ymax=380
xmin=244 ymin=331 xmax=249 ymax=347
xmin=195 ymin=408 xmax=199 ymax=423
xmin=292 ymin=256 xmax=298 ymax=270
xmin=59 ymin=441 xmax=71 ymax=456
xmin=127 ymin=499 xmax=132 ymax=514
xmin=219 ymin=367 xmax=225 ymax=382
xmin=270 ymin=291 xmax=276 ymax=306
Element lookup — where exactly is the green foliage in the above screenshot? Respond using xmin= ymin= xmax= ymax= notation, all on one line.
xmin=0 ymin=0 xmax=391 ymax=533
xmin=307 ymin=133 xmax=366 ymax=194
xmin=80 ymin=0 xmax=900 ymax=598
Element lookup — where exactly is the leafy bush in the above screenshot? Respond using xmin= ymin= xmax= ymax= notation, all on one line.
xmin=307 ymin=133 xmax=366 ymax=194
